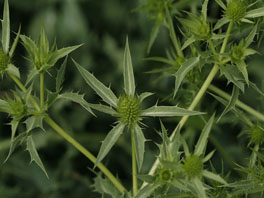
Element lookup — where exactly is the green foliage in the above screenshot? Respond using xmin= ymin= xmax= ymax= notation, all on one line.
xmin=1 ymin=0 xmax=264 ymax=197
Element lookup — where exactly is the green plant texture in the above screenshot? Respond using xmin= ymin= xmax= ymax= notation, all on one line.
xmin=1 ymin=0 xmax=264 ymax=197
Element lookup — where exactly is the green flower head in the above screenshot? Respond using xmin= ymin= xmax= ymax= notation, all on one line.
xmin=249 ymin=125 xmax=264 ymax=145
xmin=226 ymin=0 xmax=246 ymax=22
xmin=74 ymin=37 xmax=203 ymax=170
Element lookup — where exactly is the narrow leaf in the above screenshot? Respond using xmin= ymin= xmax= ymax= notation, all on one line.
xmin=214 ymin=17 xmax=229 ymax=30
xmin=74 ymin=60 xmax=118 ymax=107
xmin=123 ymin=38 xmax=135 ymax=96
xmin=6 ymin=64 xmax=20 ymax=79
xmin=89 ymin=103 xmax=118 ymax=116
xmin=201 ymin=0 xmax=209 ymax=20
xmin=56 ymin=56 xmax=67 ymax=92
xmin=4 ymin=132 xmax=27 ymax=163
xmin=218 ymin=64 xmax=245 ymax=92
xmin=20 ymin=35 xmax=38 ymax=60
xmin=48 ymin=44 xmax=82 ymax=66
xmin=1 ymin=0 xmax=10 ymax=53
xmin=134 ymin=124 xmax=146 ymax=171
xmin=4 ymin=119 xmax=19 ymax=163
xmin=215 ymin=0 xmax=226 ymax=10
xmin=194 ymin=113 xmax=215 ymax=156
xmin=181 ymin=36 xmax=195 ymax=51
xmin=202 ymin=170 xmax=227 ymax=185
xmin=143 ymin=57 xmax=175 ymax=65
xmin=249 ymin=81 xmax=264 ymax=97
xmin=236 ymin=61 xmax=249 ymax=85
xmin=95 ymin=123 xmax=125 ymax=167
xmin=141 ymin=106 xmax=204 ymax=117
xmin=217 ymin=85 xmax=239 ymax=122
xmin=59 ymin=92 xmax=94 ymax=115
xmin=174 ymin=57 xmax=199 ymax=97
xmin=147 ymin=22 xmax=161 ymax=54
xmin=245 ymin=25 xmax=257 ymax=48
xmin=138 ymin=92 xmax=153 ymax=103
xmin=9 ymin=25 xmax=21 ymax=58
xmin=193 ymin=178 xmax=207 ymax=198
xmin=0 ymin=99 xmax=11 ymax=113
xmin=245 ymin=7 xmax=264 ymax=18
xmin=27 ymin=135 xmax=49 ymax=178
xmin=135 ymin=183 xmax=160 ymax=198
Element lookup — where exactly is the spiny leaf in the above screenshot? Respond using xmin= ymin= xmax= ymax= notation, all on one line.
xmin=27 ymin=135 xmax=49 ymax=178
xmin=141 ymin=106 xmax=204 ymax=117
xmin=143 ymin=57 xmax=175 ymax=65
xmin=194 ymin=113 xmax=215 ymax=156
xmin=218 ymin=64 xmax=245 ymax=92
xmin=95 ymin=123 xmax=125 ymax=167
xmin=214 ymin=17 xmax=229 ymax=30
xmin=138 ymin=92 xmax=153 ymax=103
xmin=24 ymin=115 xmax=45 ymax=133
xmin=236 ymin=61 xmax=249 ymax=85
xmin=245 ymin=7 xmax=264 ymax=18
xmin=1 ymin=0 xmax=10 ymax=53
xmin=20 ymin=34 xmax=38 ymax=60
xmin=56 ymin=56 xmax=67 ymax=93
xmin=74 ymin=60 xmax=118 ymax=107
xmin=48 ymin=44 xmax=82 ymax=66
xmin=0 ymin=99 xmax=11 ymax=113
xmin=4 ymin=119 xmax=19 ymax=163
xmin=181 ymin=36 xmax=195 ymax=50
xmin=193 ymin=177 xmax=207 ymax=198
xmin=6 ymin=64 xmax=20 ymax=79
xmin=92 ymin=174 xmax=122 ymax=198
xmin=134 ymin=124 xmax=146 ymax=171
xmin=135 ymin=183 xmax=160 ymax=198
xmin=215 ymin=0 xmax=226 ymax=10
xmin=123 ymin=37 xmax=135 ymax=96
xmin=89 ymin=103 xmax=118 ymax=116
xmin=174 ymin=57 xmax=199 ymax=97
xmin=217 ymin=85 xmax=239 ymax=122
xmin=245 ymin=24 xmax=257 ymax=48
xmin=202 ymin=170 xmax=227 ymax=185
xmin=59 ymin=92 xmax=94 ymax=115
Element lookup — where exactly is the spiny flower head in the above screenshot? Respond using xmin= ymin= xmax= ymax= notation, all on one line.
xmin=226 ymin=0 xmax=246 ymax=22
xmin=249 ymin=125 xmax=264 ymax=145
xmin=117 ymin=95 xmax=141 ymax=126
xmin=183 ymin=154 xmax=204 ymax=178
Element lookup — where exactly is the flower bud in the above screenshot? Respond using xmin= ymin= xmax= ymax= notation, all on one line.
xmin=250 ymin=125 xmax=264 ymax=145
xmin=226 ymin=0 xmax=246 ymax=22
xmin=117 ymin=95 xmax=141 ymax=126
xmin=183 ymin=155 xmax=203 ymax=178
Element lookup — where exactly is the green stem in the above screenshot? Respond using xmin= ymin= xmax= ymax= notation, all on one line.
xmin=143 ymin=22 xmax=234 ymax=184
xmin=40 ymin=72 xmax=44 ymax=108
xmin=7 ymin=72 xmax=126 ymax=194
xmin=44 ymin=116 xmax=126 ymax=193
xmin=131 ymin=129 xmax=138 ymax=196
xmin=208 ymin=84 xmax=264 ymax=122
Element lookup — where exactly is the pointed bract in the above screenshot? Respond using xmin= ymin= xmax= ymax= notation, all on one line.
xmin=123 ymin=38 xmax=135 ymax=96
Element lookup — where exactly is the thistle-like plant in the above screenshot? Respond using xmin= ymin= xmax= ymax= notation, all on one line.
xmin=74 ymin=38 xmax=204 ymax=195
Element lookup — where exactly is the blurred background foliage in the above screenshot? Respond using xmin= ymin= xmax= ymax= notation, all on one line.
xmin=0 ymin=0 xmax=264 ymax=197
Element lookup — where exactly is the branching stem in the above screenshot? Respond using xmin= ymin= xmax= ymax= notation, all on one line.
xmin=7 ymin=72 xmax=126 ymax=194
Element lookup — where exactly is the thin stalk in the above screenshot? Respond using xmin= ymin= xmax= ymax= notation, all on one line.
xmin=44 ymin=116 xmax=126 ymax=193
xmin=131 ymin=129 xmax=138 ymax=196
xmin=143 ymin=22 xmax=234 ymax=184
xmin=7 ymin=72 xmax=126 ymax=194
xmin=208 ymin=84 xmax=264 ymax=122
xmin=40 ymin=72 xmax=44 ymax=108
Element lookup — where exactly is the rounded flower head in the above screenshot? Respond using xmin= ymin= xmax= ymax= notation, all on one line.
xmin=226 ymin=0 xmax=246 ymax=22
xmin=196 ymin=22 xmax=211 ymax=40
xmin=250 ymin=125 xmax=264 ymax=145
xmin=230 ymin=41 xmax=246 ymax=63
xmin=158 ymin=167 xmax=174 ymax=182
xmin=183 ymin=155 xmax=204 ymax=178
xmin=117 ymin=95 xmax=141 ymax=126
xmin=0 ymin=49 xmax=10 ymax=74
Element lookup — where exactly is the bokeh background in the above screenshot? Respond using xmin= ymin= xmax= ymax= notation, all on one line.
xmin=0 ymin=0 xmax=264 ymax=197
